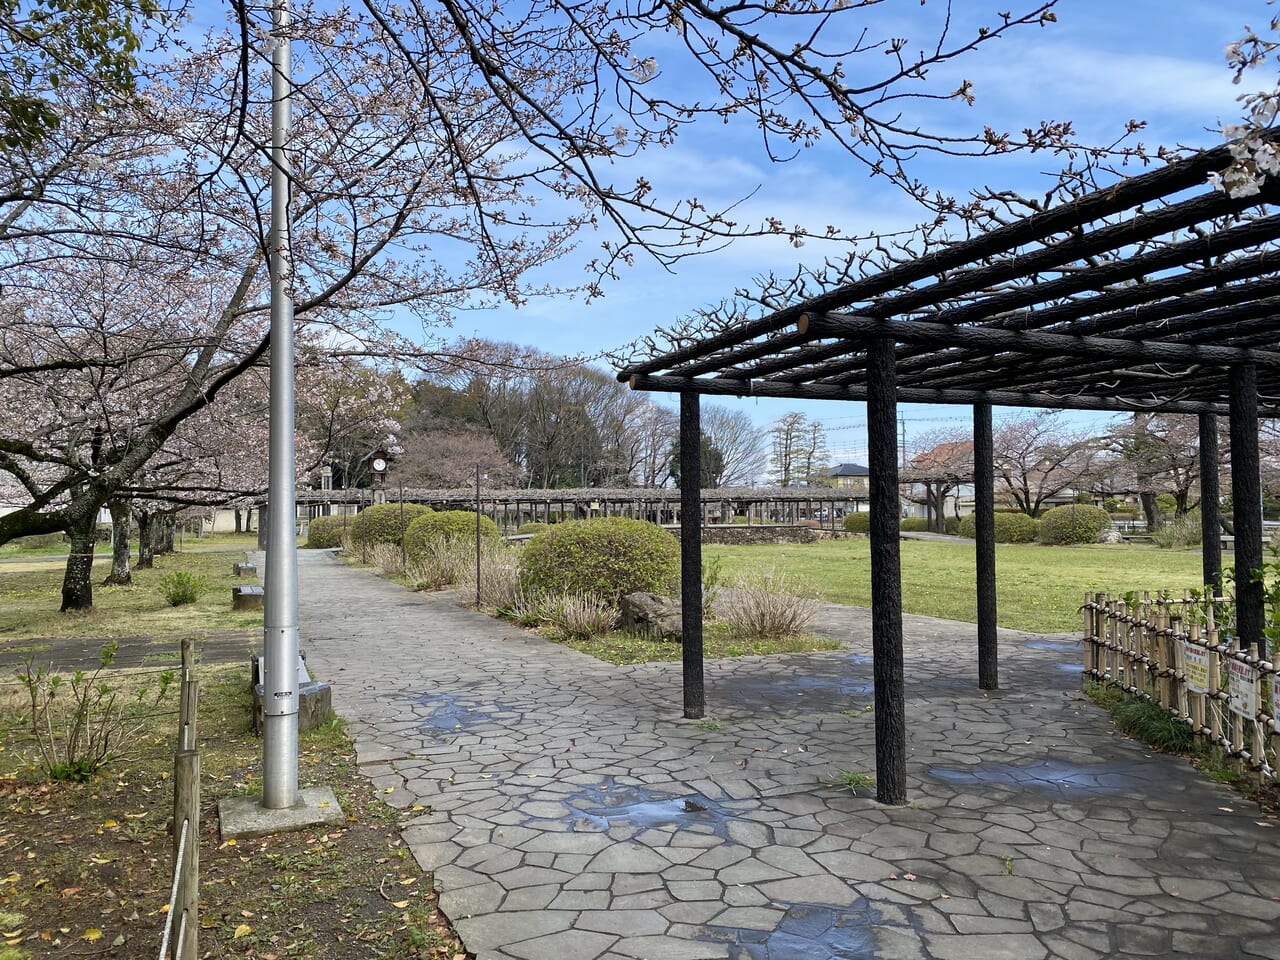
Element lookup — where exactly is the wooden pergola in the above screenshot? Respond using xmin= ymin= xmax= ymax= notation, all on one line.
xmin=615 ymin=140 xmax=1280 ymax=805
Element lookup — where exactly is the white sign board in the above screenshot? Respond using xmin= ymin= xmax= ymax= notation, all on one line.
xmin=1183 ymin=642 xmax=1209 ymax=694
xmin=1228 ymin=660 xmax=1259 ymax=719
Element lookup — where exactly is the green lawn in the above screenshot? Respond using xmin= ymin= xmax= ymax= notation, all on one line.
xmin=706 ymin=538 xmax=1208 ymax=634
xmin=0 ymin=536 xmax=265 ymax=640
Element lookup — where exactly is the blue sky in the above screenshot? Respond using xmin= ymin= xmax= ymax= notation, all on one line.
xmin=433 ymin=0 xmax=1259 ymax=461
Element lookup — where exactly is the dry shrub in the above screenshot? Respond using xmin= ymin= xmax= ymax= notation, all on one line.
xmin=368 ymin=543 xmax=407 ymax=578
xmin=500 ymin=587 xmax=558 ymax=628
xmin=545 ymin=591 xmax=619 ymax=641
xmin=721 ymin=568 xmax=820 ymax=639
xmin=456 ymin=541 xmax=521 ymax=609
xmin=406 ymin=539 xmax=474 ymax=589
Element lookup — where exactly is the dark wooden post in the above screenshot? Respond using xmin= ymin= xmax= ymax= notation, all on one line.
xmin=867 ymin=337 xmax=907 ymax=805
xmin=679 ymin=392 xmax=705 ymax=719
xmin=974 ymin=403 xmax=999 ymax=690
xmin=1229 ymin=365 xmax=1265 ymax=655
xmin=1199 ymin=413 xmax=1223 ymax=596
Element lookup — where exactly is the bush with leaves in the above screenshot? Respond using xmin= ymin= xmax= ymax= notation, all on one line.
xmin=349 ymin=502 xmax=431 ymax=549
xmin=305 ymin=515 xmax=346 ymax=549
xmin=1038 ymin=504 xmax=1112 ymax=545
xmin=842 ymin=511 xmax=870 ymax=534
xmin=405 ymin=510 xmax=501 ymax=564
xmin=516 ymin=521 xmax=549 ymax=535
xmin=943 ymin=516 xmax=962 ymax=535
xmin=518 ymin=517 xmax=678 ymax=601
xmin=159 ymin=571 xmax=206 ymax=606
xmin=900 ymin=517 xmax=929 ymax=532
xmin=20 ymin=641 xmax=175 ymax=781
xmin=957 ymin=511 xmax=1039 ymax=543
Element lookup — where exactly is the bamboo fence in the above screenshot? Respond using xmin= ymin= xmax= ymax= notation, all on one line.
xmin=1083 ymin=592 xmax=1277 ymax=778
xmin=158 ymin=640 xmax=200 ymax=960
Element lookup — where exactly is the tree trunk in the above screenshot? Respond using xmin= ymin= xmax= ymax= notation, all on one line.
xmin=61 ymin=513 xmax=96 ymax=612
xmin=159 ymin=516 xmax=175 ymax=555
xmin=102 ymin=500 xmax=132 ymax=586
xmin=234 ymin=508 xmax=243 ymax=534
xmin=1139 ymin=491 xmax=1163 ymax=531
xmin=137 ymin=510 xmax=155 ymax=569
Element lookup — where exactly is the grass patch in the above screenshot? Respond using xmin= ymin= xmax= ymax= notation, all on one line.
xmin=705 ymin=539 xmax=1205 ymax=634
xmin=827 ymin=770 xmax=875 ymax=792
xmin=546 ymin=621 xmax=841 ymax=665
xmin=0 ymin=662 xmax=463 ymax=958
xmin=1109 ymin=698 xmax=1196 ymax=753
xmin=0 ymin=540 xmax=264 ymax=641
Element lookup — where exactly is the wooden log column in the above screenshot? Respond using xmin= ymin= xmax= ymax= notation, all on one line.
xmin=867 ymin=337 xmax=907 ymax=805
xmin=679 ymin=392 xmax=705 ymax=718
xmin=1199 ymin=413 xmax=1223 ymax=596
xmin=974 ymin=403 xmax=999 ymax=690
xmin=1229 ymin=365 xmax=1265 ymax=655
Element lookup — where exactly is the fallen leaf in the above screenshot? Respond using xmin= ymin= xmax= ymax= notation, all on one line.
xmin=82 ymin=928 xmax=103 ymax=942
xmin=391 ymin=900 xmax=410 ymax=909
xmin=902 ymin=873 xmax=917 ymax=881
xmin=233 ymin=923 xmax=252 ymax=939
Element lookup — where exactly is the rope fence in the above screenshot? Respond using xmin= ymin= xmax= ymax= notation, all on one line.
xmin=158 ymin=640 xmax=200 ymax=960
xmin=1083 ymin=592 xmax=1277 ymax=778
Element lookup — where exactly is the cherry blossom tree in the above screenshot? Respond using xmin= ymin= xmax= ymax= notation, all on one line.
xmin=993 ymin=411 xmax=1099 ymax=517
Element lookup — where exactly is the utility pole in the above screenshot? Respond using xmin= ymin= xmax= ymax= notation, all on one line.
xmin=263 ymin=0 xmax=299 ymax=809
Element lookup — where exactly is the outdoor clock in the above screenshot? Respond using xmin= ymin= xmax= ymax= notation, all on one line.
xmin=371 ymin=457 xmax=387 ymax=472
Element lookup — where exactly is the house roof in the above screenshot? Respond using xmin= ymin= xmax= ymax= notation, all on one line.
xmin=911 ymin=440 xmax=973 ymax=470
xmin=831 ymin=463 xmax=869 ymax=477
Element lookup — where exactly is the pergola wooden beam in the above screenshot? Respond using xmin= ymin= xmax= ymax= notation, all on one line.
xmin=627 ymin=373 xmax=1263 ymax=416
xmin=796 ymin=313 xmax=1280 ymax=369
xmin=618 ymin=135 xmax=1277 ymax=382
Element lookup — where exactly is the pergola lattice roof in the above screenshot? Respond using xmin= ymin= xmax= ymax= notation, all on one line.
xmin=618 ymin=141 xmax=1280 ymax=417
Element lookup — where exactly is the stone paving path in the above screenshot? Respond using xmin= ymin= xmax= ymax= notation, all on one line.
xmin=294 ymin=550 xmax=1280 ymax=960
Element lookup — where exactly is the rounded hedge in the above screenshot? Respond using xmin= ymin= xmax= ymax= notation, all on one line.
xmin=943 ymin=516 xmax=962 ymax=536
xmin=1038 ymin=503 xmax=1112 ymax=545
xmin=957 ymin=511 xmax=1038 ymax=543
xmin=516 ymin=521 xmax=549 ymax=535
xmin=305 ymin=515 xmax=345 ymax=549
xmin=349 ymin=502 xmax=432 ymax=547
xmin=899 ymin=517 xmax=929 ymax=532
xmin=405 ymin=510 xmax=501 ymax=562
xmin=842 ymin=512 xmax=870 ymax=534
xmin=518 ymin=517 xmax=679 ymax=601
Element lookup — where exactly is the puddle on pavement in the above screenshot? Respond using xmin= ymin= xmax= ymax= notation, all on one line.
xmin=707 ymin=901 xmax=878 ymax=959
xmin=546 ymin=780 xmax=737 ymax=837
xmin=414 ymin=693 xmax=503 ymax=739
xmin=722 ymin=674 xmax=874 ymax=711
xmin=1024 ymin=637 xmax=1081 ymax=652
xmin=927 ymin=758 xmax=1149 ymax=795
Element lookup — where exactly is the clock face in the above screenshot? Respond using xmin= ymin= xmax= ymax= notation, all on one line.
xmin=371 ymin=458 xmax=387 ymax=472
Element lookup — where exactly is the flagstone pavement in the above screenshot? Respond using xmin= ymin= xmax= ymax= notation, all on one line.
xmin=291 ymin=549 xmax=1280 ymax=960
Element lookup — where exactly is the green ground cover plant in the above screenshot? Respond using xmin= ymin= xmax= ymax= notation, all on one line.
xmin=705 ymin=539 xmax=1205 ymax=634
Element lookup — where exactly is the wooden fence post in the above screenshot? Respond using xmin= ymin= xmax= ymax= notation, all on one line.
xmin=173 ymin=748 xmax=200 ymax=960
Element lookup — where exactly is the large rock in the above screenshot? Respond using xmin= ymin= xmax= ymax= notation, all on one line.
xmin=1097 ymin=529 xmax=1124 ymax=544
xmin=620 ymin=591 xmax=683 ymax=640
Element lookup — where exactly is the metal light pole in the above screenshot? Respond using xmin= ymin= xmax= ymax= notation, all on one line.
xmin=263 ymin=0 xmax=299 ymax=810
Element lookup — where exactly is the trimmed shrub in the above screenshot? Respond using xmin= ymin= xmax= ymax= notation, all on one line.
xmin=349 ymin=502 xmax=431 ymax=548
xmin=516 ymin=521 xmax=549 ymax=536
xmin=1102 ymin=497 xmax=1121 ymax=513
xmin=842 ymin=511 xmax=871 ymax=534
xmin=404 ymin=510 xmax=500 ymax=564
xmin=159 ymin=571 xmax=206 ymax=606
xmin=899 ymin=518 xmax=929 ymax=532
xmin=957 ymin=511 xmax=1038 ymax=543
xmin=305 ymin=515 xmax=345 ymax=549
xmin=518 ymin=517 xmax=679 ymax=601
xmin=943 ymin=516 xmax=962 ymax=536
xmin=1038 ymin=504 xmax=1112 ymax=545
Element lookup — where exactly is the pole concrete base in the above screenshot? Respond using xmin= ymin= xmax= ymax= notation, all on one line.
xmin=218 ymin=787 xmax=344 ymax=841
